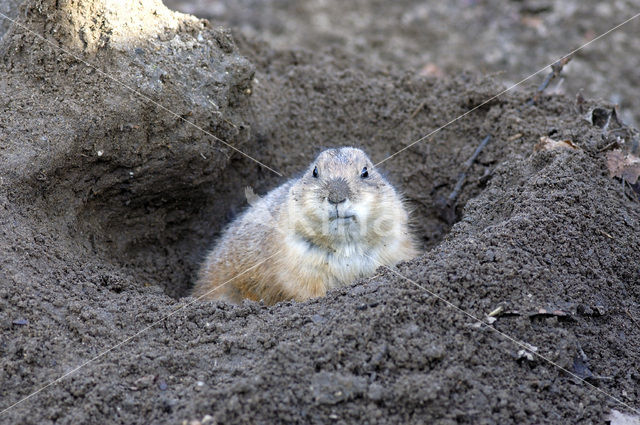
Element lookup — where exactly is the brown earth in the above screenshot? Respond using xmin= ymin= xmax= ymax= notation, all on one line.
xmin=1 ymin=0 xmax=639 ymax=424
xmin=166 ymin=0 xmax=640 ymax=129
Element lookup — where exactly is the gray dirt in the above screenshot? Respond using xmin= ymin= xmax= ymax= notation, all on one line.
xmin=0 ymin=0 xmax=639 ymax=424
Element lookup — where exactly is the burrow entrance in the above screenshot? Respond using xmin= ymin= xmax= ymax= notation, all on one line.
xmin=65 ymin=68 xmax=539 ymax=300
xmin=25 ymin=44 xmax=586 ymax=300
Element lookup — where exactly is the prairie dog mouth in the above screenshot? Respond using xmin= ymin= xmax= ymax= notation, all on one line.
xmin=331 ymin=215 xmax=355 ymax=221
xmin=328 ymin=208 xmax=356 ymax=221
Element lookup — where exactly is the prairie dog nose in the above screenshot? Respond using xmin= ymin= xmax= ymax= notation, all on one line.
xmin=327 ymin=178 xmax=350 ymax=204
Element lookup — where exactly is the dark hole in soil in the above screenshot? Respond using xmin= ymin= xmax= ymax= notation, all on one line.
xmin=72 ymin=158 xmax=262 ymax=299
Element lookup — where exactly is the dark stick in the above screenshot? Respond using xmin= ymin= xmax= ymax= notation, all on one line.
xmin=626 ymin=309 xmax=640 ymax=329
xmin=447 ymin=135 xmax=492 ymax=204
xmin=526 ymin=56 xmax=572 ymax=106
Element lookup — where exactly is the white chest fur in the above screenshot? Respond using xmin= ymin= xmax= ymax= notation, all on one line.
xmin=279 ymin=232 xmax=400 ymax=299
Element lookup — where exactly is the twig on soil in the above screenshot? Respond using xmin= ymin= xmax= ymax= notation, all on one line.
xmin=488 ymin=305 xmax=504 ymax=317
xmin=625 ymin=309 xmax=639 ymax=329
xmin=597 ymin=140 xmax=620 ymax=153
xmin=597 ymin=229 xmax=614 ymax=239
xmin=507 ymin=133 xmax=523 ymax=141
xmin=408 ymin=101 xmax=427 ymax=121
xmin=448 ymin=135 xmax=492 ymax=205
xmin=438 ymin=135 xmax=491 ymax=225
xmin=382 ymin=100 xmax=427 ymax=134
xmin=526 ymin=57 xmax=572 ymax=106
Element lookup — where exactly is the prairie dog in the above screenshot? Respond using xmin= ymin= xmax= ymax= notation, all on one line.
xmin=193 ymin=147 xmax=418 ymax=305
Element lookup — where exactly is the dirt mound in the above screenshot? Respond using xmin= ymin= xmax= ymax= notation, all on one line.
xmin=1 ymin=1 xmax=639 ymax=424
xmin=1 ymin=0 xmax=255 ymax=297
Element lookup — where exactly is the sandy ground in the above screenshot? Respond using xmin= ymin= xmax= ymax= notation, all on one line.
xmin=1 ymin=0 xmax=639 ymax=424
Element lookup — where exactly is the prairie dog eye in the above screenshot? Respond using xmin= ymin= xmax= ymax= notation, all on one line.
xmin=313 ymin=166 xmax=319 ymax=178
xmin=360 ymin=167 xmax=369 ymax=178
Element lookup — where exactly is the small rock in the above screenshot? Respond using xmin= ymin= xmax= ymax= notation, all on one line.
xmin=12 ymin=318 xmax=28 ymax=326
xmin=572 ymin=353 xmax=594 ymax=380
xmin=368 ymin=383 xmax=384 ymax=401
xmin=594 ymin=305 xmax=606 ymax=316
xmin=132 ymin=375 xmax=154 ymax=390
xmin=485 ymin=249 xmax=495 ymax=262
xmin=517 ymin=349 xmax=535 ymax=362
xmin=424 ymin=345 xmax=445 ymax=361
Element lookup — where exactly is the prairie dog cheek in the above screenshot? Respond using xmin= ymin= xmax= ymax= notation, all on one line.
xmin=371 ymin=214 xmax=396 ymax=237
xmin=294 ymin=193 xmax=325 ymax=235
xmin=350 ymin=191 xmax=375 ymax=228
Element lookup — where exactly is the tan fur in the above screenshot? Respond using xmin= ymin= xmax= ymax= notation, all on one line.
xmin=192 ymin=147 xmax=419 ymax=305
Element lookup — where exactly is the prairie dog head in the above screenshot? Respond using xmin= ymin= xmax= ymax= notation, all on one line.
xmin=287 ymin=147 xmax=408 ymax=248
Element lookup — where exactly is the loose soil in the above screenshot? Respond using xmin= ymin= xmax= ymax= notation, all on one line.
xmin=167 ymin=0 xmax=640 ymax=128
xmin=0 ymin=1 xmax=639 ymax=424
